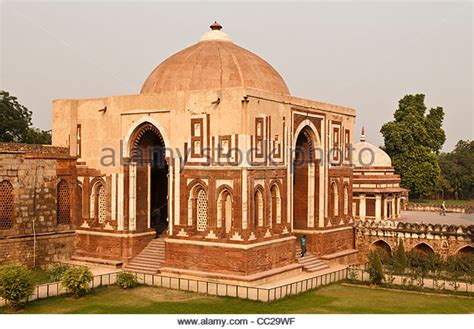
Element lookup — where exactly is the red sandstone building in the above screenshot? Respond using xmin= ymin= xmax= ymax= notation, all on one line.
xmin=2 ymin=23 xmax=361 ymax=281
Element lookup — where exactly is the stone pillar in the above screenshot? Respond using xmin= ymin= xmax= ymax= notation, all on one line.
xmin=129 ymin=162 xmax=137 ymax=231
xmin=396 ymin=197 xmax=401 ymax=219
xmin=391 ymin=197 xmax=396 ymax=220
xmin=307 ymin=162 xmax=315 ymax=228
xmin=360 ymin=194 xmax=366 ymax=220
xmin=375 ymin=195 xmax=382 ymax=221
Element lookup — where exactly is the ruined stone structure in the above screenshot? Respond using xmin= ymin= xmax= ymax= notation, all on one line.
xmin=0 ymin=144 xmax=76 ymax=267
xmin=355 ymin=219 xmax=474 ymax=262
xmin=351 ymin=128 xmax=408 ymax=221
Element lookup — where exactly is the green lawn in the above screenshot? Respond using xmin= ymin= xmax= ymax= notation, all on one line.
xmin=410 ymin=199 xmax=472 ymax=206
xmin=30 ymin=268 xmax=53 ymax=285
xmin=2 ymin=284 xmax=473 ymax=314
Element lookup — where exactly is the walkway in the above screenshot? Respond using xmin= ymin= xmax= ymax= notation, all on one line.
xmin=400 ymin=210 xmax=474 ymax=226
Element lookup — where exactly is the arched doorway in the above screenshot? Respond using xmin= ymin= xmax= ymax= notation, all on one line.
xmin=370 ymin=240 xmax=392 ymax=259
xmin=293 ymin=126 xmax=318 ymax=229
xmin=130 ymin=123 xmax=168 ymax=236
xmin=412 ymin=243 xmax=435 ymax=255
xmin=457 ymin=246 xmax=474 ymax=254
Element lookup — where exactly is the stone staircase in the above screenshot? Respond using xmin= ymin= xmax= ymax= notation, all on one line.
xmin=295 ymin=247 xmax=330 ymax=272
xmin=123 ymin=239 xmax=165 ymax=274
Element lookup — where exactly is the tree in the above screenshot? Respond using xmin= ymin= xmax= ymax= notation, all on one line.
xmin=0 ymin=90 xmax=51 ymax=144
xmin=367 ymin=251 xmax=384 ymax=285
xmin=381 ymin=94 xmax=445 ymax=198
xmin=392 ymin=239 xmax=408 ymax=275
xmin=438 ymin=140 xmax=474 ymax=199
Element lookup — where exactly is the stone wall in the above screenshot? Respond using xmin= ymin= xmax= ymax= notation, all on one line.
xmin=406 ymin=202 xmax=473 ymax=214
xmin=355 ymin=219 xmax=473 ymax=262
xmin=163 ymin=237 xmax=297 ymax=277
xmin=296 ymin=227 xmax=355 ymax=257
xmin=0 ymin=143 xmax=77 ymax=267
xmin=74 ymin=230 xmax=155 ymax=262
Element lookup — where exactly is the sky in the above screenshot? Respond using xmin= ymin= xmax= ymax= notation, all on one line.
xmin=1 ymin=0 xmax=472 ymax=151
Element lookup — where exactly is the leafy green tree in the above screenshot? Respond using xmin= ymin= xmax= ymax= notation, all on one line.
xmin=0 ymin=263 xmax=35 ymax=309
xmin=438 ymin=140 xmax=474 ymax=199
xmin=367 ymin=251 xmax=384 ymax=285
xmin=0 ymin=90 xmax=51 ymax=144
xmin=381 ymin=94 xmax=445 ymax=197
xmin=392 ymin=239 xmax=408 ymax=275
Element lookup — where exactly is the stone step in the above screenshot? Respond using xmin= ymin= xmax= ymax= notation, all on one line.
xmin=129 ymin=259 xmax=164 ymax=266
xmin=305 ymin=264 xmax=330 ymax=272
xmin=127 ymin=259 xmax=163 ymax=267
xmin=130 ymin=258 xmax=164 ymax=265
xmin=143 ymin=246 xmax=165 ymax=251
xmin=140 ymin=251 xmax=165 ymax=256
xmin=123 ymin=238 xmax=166 ymax=273
xmin=297 ymin=258 xmax=320 ymax=265
xmin=124 ymin=265 xmax=159 ymax=274
xmin=135 ymin=254 xmax=165 ymax=259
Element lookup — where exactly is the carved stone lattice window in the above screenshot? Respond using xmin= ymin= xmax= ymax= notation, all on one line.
xmin=57 ymin=180 xmax=71 ymax=224
xmin=98 ymin=185 xmax=106 ymax=223
xmin=0 ymin=181 xmax=14 ymax=230
xmin=196 ymin=189 xmax=208 ymax=231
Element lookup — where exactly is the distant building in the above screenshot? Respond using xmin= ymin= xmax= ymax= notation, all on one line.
xmin=351 ymin=128 xmax=408 ymax=221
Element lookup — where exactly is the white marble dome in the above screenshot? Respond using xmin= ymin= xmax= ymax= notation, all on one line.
xmin=352 ymin=130 xmax=392 ymax=167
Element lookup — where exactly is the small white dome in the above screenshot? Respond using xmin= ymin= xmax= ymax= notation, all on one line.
xmin=199 ymin=21 xmax=232 ymax=43
xmin=352 ymin=142 xmax=392 ymax=167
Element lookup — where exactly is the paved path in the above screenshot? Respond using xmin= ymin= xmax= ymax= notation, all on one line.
xmin=399 ymin=210 xmax=474 ymax=226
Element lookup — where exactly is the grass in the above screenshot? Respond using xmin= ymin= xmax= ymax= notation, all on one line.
xmin=1 ymin=283 xmax=473 ymax=314
xmin=30 ymin=268 xmax=53 ymax=285
xmin=410 ymin=199 xmax=472 ymax=206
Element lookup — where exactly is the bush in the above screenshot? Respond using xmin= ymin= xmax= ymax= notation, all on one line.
xmin=0 ymin=263 xmax=35 ymax=309
xmin=116 ymin=271 xmax=139 ymax=289
xmin=367 ymin=251 xmax=384 ymax=285
xmin=445 ymin=253 xmax=474 ymax=282
xmin=47 ymin=263 xmax=72 ymax=282
xmin=407 ymin=251 xmax=443 ymax=277
xmin=61 ymin=267 xmax=93 ymax=298
xmin=392 ymin=240 xmax=408 ymax=274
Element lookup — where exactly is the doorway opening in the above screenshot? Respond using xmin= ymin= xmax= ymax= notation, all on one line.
xmin=130 ymin=123 xmax=168 ymax=237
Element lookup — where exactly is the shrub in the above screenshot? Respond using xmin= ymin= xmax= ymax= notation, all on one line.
xmin=0 ymin=263 xmax=35 ymax=309
xmin=367 ymin=251 xmax=384 ymax=285
xmin=445 ymin=253 xmax=474 ymax=282
xmin=47 ymin=263 xmax=72 ymax=282
xmin=392 ymin=239 xmax=408 ymax=274
xmin=116 ymin=271 xmax=139 ymax=289
xmin=407 ymin=251 xmax=443 ymax=277
xmin=61 ymin=267 xmax=93 ymax=298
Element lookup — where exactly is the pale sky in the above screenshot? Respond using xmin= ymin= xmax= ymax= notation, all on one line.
xmin=1 ymin=1 xmax=472 ymax=151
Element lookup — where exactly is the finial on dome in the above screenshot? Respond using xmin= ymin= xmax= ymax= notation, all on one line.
xmin=200 ymin=21 xmax=232 ymax=42
xmin=210 ymin=21 xmax=222 ymax=31
xmin=361 ymin=126 xmax=366 ymax=142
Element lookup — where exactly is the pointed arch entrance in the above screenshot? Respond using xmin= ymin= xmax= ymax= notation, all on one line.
xmin=293 ymin=126 xmax=319 ymax=229
xmin=130 ymin=122 xmax=169 ymax=236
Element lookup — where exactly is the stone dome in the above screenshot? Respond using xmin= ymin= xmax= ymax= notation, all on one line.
xmin=140 ymin=22 xmax=290 ymax=95
xmin=352 ymin=128 xmax=392 ymax=167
